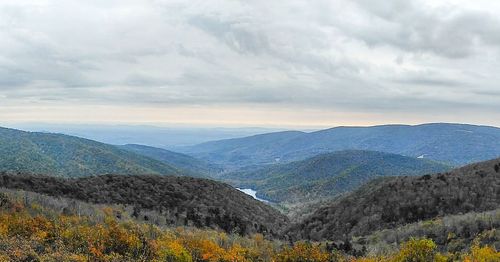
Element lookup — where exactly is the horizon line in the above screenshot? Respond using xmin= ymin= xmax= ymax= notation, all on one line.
xmin=2 ymin=121 xmax=499 ymax=131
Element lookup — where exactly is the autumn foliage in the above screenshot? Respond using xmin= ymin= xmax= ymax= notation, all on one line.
xmin=0 ymin=193 xmax=498 ymax=261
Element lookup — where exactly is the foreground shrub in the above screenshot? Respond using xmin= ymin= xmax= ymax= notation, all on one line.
xmin=463 ymin=242 xmax=500 ymax=262
xmin=0 ymin=194 xmax=498 ymax=261
xmin=390 ymin=238 xmax=438 ymax=262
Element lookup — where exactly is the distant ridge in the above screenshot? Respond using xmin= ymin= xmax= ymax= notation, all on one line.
xmin=181 ymin=123 xmax=500 ymax=168
xmin=0 ymin=127 xmax=183 ymax=177
xmin=119 ymin=144 xmax=221 ymax=176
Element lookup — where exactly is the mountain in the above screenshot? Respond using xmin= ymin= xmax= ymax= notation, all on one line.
xmin=182 ymin=123 xmax=500 ymax=168
xmin=222 ymin=150 xmax=451 ymax=203
xmin=286 ymin=157 xmax=500 ymax=241
xmin=0 ymin=173 xmax=288 ymax=237
xmin=119 ymin=144 xmax=222 ymax=176
xmin=0 ymin=127 xmax=183 ymax=177
xmin=180 ymin=131 xmax=306 ymax=169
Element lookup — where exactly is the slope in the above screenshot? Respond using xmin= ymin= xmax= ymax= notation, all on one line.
xmin=180 ymin=130 xmax=306 ymax=169
xmin=0 ymin=127 xmax=181 ymax=177
xmin=183 ymin=123 xmax=500 ymax=167
xmin=0 ymin=173 xmax=288 ymax=237
xmin=119 ymin=144 xmax=221 ymax=176
xmin=286 ymin=157 xmax=500 ymax=241
xmin=222 ymin=150 xmax=451 ymax=203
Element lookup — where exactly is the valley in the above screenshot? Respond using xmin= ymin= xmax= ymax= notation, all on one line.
xmin=222 ymin=150 xmax=451 ymax=204
xmin=0 ymin=123 xmax=498 ymax=261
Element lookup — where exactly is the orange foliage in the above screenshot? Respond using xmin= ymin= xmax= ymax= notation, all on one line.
xmin=274 ymin=242 xmax=331 ymax=262
xmin=0 ymin=196 xmax=498 ymax=262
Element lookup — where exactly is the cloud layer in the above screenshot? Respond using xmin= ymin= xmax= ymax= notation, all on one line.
xmin=1 ymin=0 xmax=499 ymax=126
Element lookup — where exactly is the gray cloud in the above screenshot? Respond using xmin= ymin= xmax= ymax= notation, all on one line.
xmin=0 ymin=0 xmax=499 ymax=124
xmin=188 ymin=15 xmax=270 ymax=55
xmin=343 ymin=0 xmax=500 ymax=58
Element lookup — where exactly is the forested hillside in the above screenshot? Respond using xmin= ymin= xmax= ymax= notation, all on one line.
xmin=286 ymin=157 xmax=500 ymax=242
xmin=0 ymin=173 xmax=288 ymax=237
xmin=119 ymin=144 xmax=221 ymax=176
xmin=355 ymin=208 xmax=500 ymax=255
xmin=180 ymin=131 xmax=306 ymax=169
xmin=1 ymin=190 xmax=497 ymax=261
xmin=183 ymin=123 xmax=500 ymax=168
xmin=223 ymin=150 xmax=451 ymax=203
xmin=0 ymin=127 xmax=184 ymax=177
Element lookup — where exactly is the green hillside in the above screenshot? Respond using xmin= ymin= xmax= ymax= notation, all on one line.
xmin=0 ymin=127 xmax=181 ymax=177
xmin=119 ymin=144 xmax=221 ymax=176
xmin=223 ymin=150 xmax=451 ymax=203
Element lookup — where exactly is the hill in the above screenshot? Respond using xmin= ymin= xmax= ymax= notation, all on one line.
xmin=180 ymin=131 xmax=305 ymax=169
xmin=0 ymin=173 xmax=288 ymax=237
xmin=0 ymin=127 xmax=186 ymax=177
xmin=286 ymin=157 xmax=500 ymax=241
xmin=182 ymin=123 xmax=500 ymax=168
xmin=0 ymin=190 xmax=495 ymax=261
xmin=222 ymin=150 xmax=451 ymax=203
xmin=119 ymin=144 xmax=222 ymax=176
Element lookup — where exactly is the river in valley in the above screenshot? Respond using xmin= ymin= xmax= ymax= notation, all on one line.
xmin=236 ymin=188 xmax=269 ymax=203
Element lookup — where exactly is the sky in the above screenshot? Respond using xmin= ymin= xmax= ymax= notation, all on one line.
xmin=1 ymin=0 xmax=500 ymax=128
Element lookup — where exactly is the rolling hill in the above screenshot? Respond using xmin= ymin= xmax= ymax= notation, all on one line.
xmin=222 ymin=150 xmax=451 ymax=203
xmin=286 ymin=157 xmax=500 ymax=242
xmin=0 ymin=173 xmax=288 ymax=237
xmin=0 ymin=127 xmax=184 ymax=177
xmin=180 ymin=131 xmax=306 ymax=169
xmin=119 ymin=144 xmax=222 ymax=176
xmin=181 ymin=123 xmax=500 ymax=168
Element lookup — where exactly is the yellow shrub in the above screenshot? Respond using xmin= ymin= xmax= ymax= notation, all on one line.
xmin=389 ymin=238 xmax=438 ymax=262
xmin=463 ymin=244 xmax=500 ymax=262
xmin=155 ymin=238 xmax=193 ymax=262
xmin=224 ymin=243 xmax=248 ymax=261
xmin=188 ymin=238 xmax=227 ymax=261
xmin=0 ymin=254 xmax=10 ymax=262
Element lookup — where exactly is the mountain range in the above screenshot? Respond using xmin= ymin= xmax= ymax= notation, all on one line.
xmin=0 ymin=122 xmax=497 ymax=256
xmin=0 ymin=151 xmax=497 ymax=255
xmin=181 ymin=123 xmax=500 ymax=168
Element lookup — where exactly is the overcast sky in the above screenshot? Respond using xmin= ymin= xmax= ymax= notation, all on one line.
xmin=1 ymin=0 xmax=500 ymax=128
